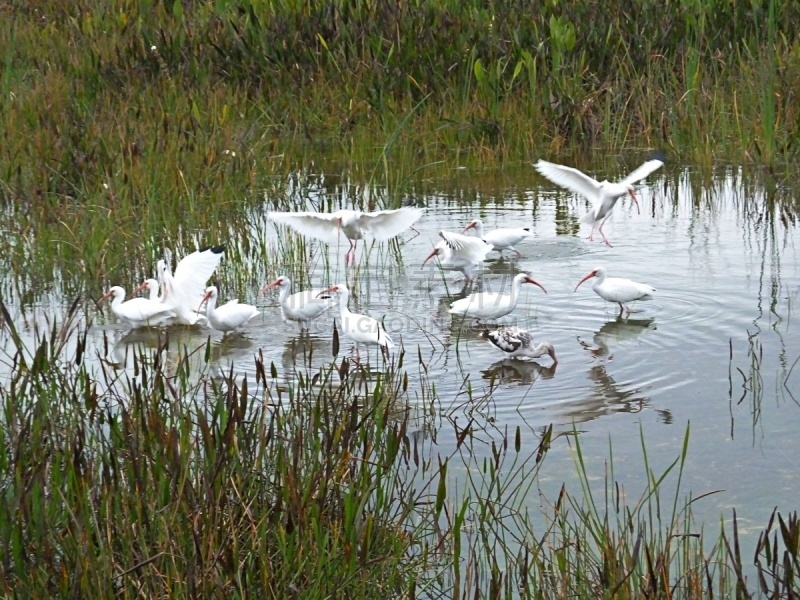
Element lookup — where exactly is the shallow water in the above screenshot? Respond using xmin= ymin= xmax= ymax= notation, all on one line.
xmin=3 ymin=163 xmax=800 ymax=564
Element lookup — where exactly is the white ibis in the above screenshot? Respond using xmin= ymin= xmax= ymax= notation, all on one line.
xmin=198 ymin=286 xmax=260 ymax=334
xmin=261 ymin=275 xmax=335 ymax=332
xmin=422 ymin=230 xmax=494 ymax=282
xmin=462 ymin=219 xmax=532 ymax=258
xmin=574 ymin=266 xmax=656 ymax=315
xmin=448 ymin=272 xmax=547 ymax=320
xmin=534 ymin=151 xmax=665 ymax=246
xmin=158 ymin=245 xmax=225 ymax=325
xmin=479 ymin=327 xmax=558 ymax=363
xmin=267 ymin=207 xmax=425 ymax=265
xmin=98 ymin=286 xmax=177 ymax=328
xmin=138 ymin=278 xmax=161 ymax=302
xmin=318 ymin=283 xmax=395 ymax=356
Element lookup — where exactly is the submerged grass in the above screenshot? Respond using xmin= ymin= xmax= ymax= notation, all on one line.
xmin=1 ymin=301 xmax=799 ymax=597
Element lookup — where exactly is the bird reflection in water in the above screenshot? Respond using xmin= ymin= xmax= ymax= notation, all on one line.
xmin=481 ymin=358 xmax=558 ymax=386
xmin=577 ymin=316 xmax=656 ymax=360
xmin=108 ymin=326 xmax=254 ymax=376
xmin=568 ymin=316 xmax=673 ymax=424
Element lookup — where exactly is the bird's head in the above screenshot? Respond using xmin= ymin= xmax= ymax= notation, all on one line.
xmin=261 ymin=275 xmax=289 ymax=294
xmin=574 ymin=268 xmax=602 ymax=292
xmin=545 ymin=342 xmax=558 ymax=365
xmin=461 ymin=219 xmax=481 ymax=234
xmin=131 ymin=280 xmax=150 ymax=297
xmin=198 ymin=286 xmax=218 ymax=311
xmin=317 ymin=283 xmax=347 ymax=297
xmin=98 ymin=286 xmax=123 ymax=305
xmin=422 ymin=242 xmax=445 ymax=267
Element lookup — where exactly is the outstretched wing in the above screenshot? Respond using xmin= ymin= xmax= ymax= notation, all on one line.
xmin=267 ymin=211 xmax=344 ymax=244
xmin=438 ymin=230 xmax=488 ymax=252
xmin=619 ymin=151 xmax=666 ymax=186
xmin=357 ymin=207 xmax=425 ymax=241
xmin=534 ymin=160 xmax=602 ymax=201
xmin=173 ymin=246 xmax=225 ymax=308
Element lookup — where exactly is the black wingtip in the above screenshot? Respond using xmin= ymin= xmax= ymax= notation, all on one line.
xmin=648 ymin=149 xmax=667 ymax=163
xmin=523 ymin=228 xmax=531 ymax=232
xmin=210 ymin=244 xmax=226 ymax=254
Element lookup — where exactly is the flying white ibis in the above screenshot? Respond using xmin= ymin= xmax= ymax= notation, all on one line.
xmin=448 ymin=272 xmax=547 ymax=320
xmin=261 ymin=275 xmax=335 ymax=332
xmin=461 ymin=219 xmax=532 ymax=258
xmin=534 ymin=151 xmax=665 ymax=246
xmin=158 ymin=245 xmax=225 ymax=325
xmin=317 ymin=283 xmax=395 ymax=356
xmin=574 ymin=266 xmax=656 ymax=315
xmin=98 ymin=286 xmax=177 ymax=328
xmin=422 ymin=230 xmax=494 ymax=282
xmin=479 ymin=327 xmax=558 ymax=363
xmin=267 ymin=207 xmax=425 ymax=265
xmin=198 ymin=285 xmax=260 ymax=334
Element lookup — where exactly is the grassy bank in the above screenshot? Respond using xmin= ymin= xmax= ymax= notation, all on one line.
xmin=2 ymin=0 xmax=800 ymax=295
xmin=0 ymin=304 xmax=799 ymax=597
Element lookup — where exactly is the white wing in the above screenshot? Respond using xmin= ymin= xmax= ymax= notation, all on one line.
xmin=438 ymin=230 xmax=491 ymax=254
xmin=357 ymin=207 xmax=425 ymax=241
xmin=173 ymin=246 xmax=225 ymax=302
xmin=534 ymin=160 xmax=603 ymax=201
xmin=268 ymin=211 xmax=344 ymax=244
xmin=619 ymin=152 xmax=665 ymax=186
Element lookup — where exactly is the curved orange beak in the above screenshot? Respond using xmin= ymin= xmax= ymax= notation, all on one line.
xmin=261 ymin=279 xmax=281 ymax=295
xmin=97 ymin=290 xmax=114 ymax=305
xmin=132 ymin=281 xmax=149 ymax=296
xmin=197 ymin=290 xmax=212 ymax=312
xmin=461 ymin=221 xmax=476 ymax=234
xmin=574 ymin=270 xmax=597 ymax=292
xmin=628 ymin=188 xmax=640 ymax=215
xmin=316 ymin=286 xmax=338 ymax=298
xmin=524 ymin=277 xmax=547 ymax=293
xmin=422 ymin=248 xmax=440 ymax=267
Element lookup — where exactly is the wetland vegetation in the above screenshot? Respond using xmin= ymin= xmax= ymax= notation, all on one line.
xmin=2 ymin=0 xmax=800 ymax=597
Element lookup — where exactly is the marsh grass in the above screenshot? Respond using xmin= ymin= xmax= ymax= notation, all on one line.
xmin=3 ymin=0 xmax=800 ymax=305
xmin=3 ymin=2 xmax=800 ymax=596
xmin=2 ymin=300 xmax=800 ymax=596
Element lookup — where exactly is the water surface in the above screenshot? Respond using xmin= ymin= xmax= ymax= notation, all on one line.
xmin=3 ymin=163 xmax=799 ymax=558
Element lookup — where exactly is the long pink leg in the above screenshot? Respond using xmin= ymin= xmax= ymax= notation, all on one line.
xmin=599 ymin=222 xmax=613 ymax=247
xmin=346 ymin=240 xmax=356 ymax=266
xmin=587 ymin=223 xmax=596 ymax=241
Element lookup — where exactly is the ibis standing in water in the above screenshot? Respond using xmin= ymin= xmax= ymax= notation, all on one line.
xmin=267 ymin=207 xmax=425 ymax=266
xmin=480 ymin=327 xmax=558 ymax=364
xmin=422 ymin=230 xmax=494 ymax=282
xmin=98 ymin=286 xmax=177 ymax=328
xmin=574 ymin=266 xmax=656 ymax=315
xmin=534 ymin=151 xmax=665 ymax=247
xmin=261 ymin=275 xmax=335 ymax=332
xmin=198 ymin=285 xmax=260 ymax=334
xmin=461 ymin=218 xmax=533 ymax=258
xmin=448 ymin=272 xmax=547 ymax=321
xmin=317 ymin=283 xmax=394 ymax=359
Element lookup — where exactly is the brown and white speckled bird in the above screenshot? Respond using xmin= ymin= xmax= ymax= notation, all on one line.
xmin=479 ymin=327 xmax=557 ymax=363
